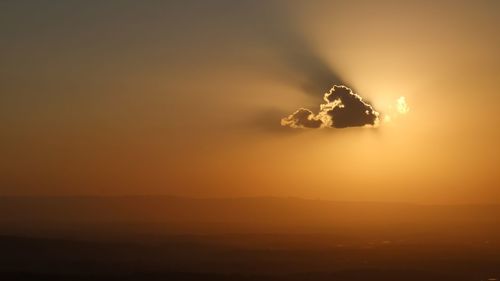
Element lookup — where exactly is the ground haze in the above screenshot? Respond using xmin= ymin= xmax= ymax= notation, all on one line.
xmin=1 ymin=196 xmax=499 ymax=280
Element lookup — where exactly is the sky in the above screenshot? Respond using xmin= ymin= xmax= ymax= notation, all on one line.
xmin=1 ymin=0 xmax=500 ymax=203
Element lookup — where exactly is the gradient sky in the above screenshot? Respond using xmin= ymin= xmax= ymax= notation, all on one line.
xmin=2 ymin=0 xmax=500 ymax=203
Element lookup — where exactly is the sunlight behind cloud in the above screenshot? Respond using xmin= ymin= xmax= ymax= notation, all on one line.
xmin=381 ymin=96 xmax=410 ymax=124
xmin=396 ymin=96 xmax=410 ymax=114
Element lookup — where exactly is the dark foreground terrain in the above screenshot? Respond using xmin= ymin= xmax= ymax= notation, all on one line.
xmin=1 ymin=196 xmax=499 ymax=280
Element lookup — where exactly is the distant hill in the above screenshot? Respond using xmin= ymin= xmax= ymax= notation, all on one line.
xmin=0 ymin=196 xmax=499 ymax=239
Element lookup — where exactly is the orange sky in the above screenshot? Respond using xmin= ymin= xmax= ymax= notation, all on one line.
xmin=1 ymin=0 xmax=500 ymax=203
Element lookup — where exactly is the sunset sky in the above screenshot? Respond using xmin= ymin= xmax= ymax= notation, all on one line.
xmin=2 ymin=0 xmax=500 ymax=203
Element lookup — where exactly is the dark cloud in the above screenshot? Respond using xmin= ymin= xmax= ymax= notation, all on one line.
xmin=325 ymin=86 xmax=379 ymax=128
xmin=282 ymin=85 xmax=380 ymax=129
xmin=281 ymin=108 xmax=323 ymax=128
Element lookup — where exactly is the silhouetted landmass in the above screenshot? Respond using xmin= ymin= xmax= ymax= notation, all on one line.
xmin=0 ymin=196 xmax=499 ymax=280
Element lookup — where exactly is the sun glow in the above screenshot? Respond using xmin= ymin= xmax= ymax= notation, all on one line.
xmin=396 ymin=96 xmax=410 ymax=114
xmin=382 ymin=96 xmax=409 ymax=123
